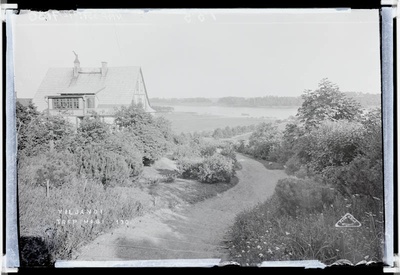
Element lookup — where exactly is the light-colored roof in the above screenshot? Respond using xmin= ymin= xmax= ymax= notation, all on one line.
xmin=33 ymin=66 xmax=144 ymax=111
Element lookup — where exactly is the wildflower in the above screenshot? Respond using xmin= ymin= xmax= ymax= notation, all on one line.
xmin=275 ymin=247 xmax=280 ymax=250
xmin=242 ymin=250 xmax=245 ymax=253
xmin=257 ymin=245 xmax=262 ymax=250
xmin=263 ymin=242 xmax=267 ymax=245
xmin=285 ymin=232 xmax=290 ymax=235
xmin=267 ymin=248 xmax=273 ymax=254
xmin=259 ymin=253 xmax=264 ymax=258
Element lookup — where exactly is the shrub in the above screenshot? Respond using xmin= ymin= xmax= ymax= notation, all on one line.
xmin=284 ymin=155 xmax=302 ymax=175
xmin=197 ymin=154 xmax=235 ymax=183
xmin=322 ymin=156 xmax=383 ymax=203
xmin=246 ymin=122 xmax=282 ymax=161
xmin=178 ymin=153 xmax=235 ymax=184
xmin=177 ymin=157 xmax=203 ymax=180
xmin=18 ymin=178 xmax=148 ymax=265
xmin=114 ymin=104 xmax=172 ymax=164
xmin=274 ymin=177 xmax=335 ymax=217
xmin=18 ymin=151 xmax=78 ymax=188
xmin=220 ymin=142 xmax=237 ymax=162
xmin=171 ymin=144 xmax=200 ymax=160
xmin=199 ymin=142 xmax=218 ymax=157
xmin=76 ymin=142 xmax=143 ymax=187
xmin=17 ymin=113 xmax=74 ymax=157
xmin=76 ymin=116 xmax=110 ymax=145
xmin=228 ymin=193 xmax=383 ymax=265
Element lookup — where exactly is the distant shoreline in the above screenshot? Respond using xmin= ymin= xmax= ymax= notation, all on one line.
xmin=151 ymin=103 xmax=301 ymax=109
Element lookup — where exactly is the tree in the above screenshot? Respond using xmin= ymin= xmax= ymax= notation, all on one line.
xmin=114 ymin=104 xmax=171 ymax=165
xmin=16 ymin=101 xmax=40 ymax=153
xmin=17 ymin=104 xmax=74 ymax=157
xmin=248 ymin=122 xmax=282 ymax=160
xmin=297 ymin=79 xmax=362 ymax=129
xmin=76 ymin=116 xmax=110 ymax=145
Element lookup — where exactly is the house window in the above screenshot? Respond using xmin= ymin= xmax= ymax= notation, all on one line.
xmin=86 ymin=97 xmax=95 ymax=108
xmin=53 ymin=98 xmax=80 ymax=109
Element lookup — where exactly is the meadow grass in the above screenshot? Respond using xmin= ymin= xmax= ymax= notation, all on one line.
xmin=18 ymin=178 xmax=152 ymax=266
xmin=182 ymin=176 xmax=240 ymax=205
xmin=227 ymin=193 xmax=384 ymax=266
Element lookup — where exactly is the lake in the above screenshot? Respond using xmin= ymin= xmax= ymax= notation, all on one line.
xmin=153 ymin=105 xmax=299 ymax=119
xmin=153 ymin=105 xmax=299 ymax=133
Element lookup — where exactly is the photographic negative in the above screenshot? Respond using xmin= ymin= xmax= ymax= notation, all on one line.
xmin=5 ymin=8 xmax=393 ymax=268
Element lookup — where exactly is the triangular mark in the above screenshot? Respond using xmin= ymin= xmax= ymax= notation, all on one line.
xmin=335 ymin=213 xmax=361 ymax=228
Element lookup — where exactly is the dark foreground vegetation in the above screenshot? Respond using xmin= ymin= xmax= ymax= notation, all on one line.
xmin=16 ymin=103 xmax=238 ymax=266
xmin=227 ymin=79 xmax=384 ymax=265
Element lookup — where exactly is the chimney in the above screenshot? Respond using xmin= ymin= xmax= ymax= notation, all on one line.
xmin=101 ymin=62 xmax=108 ymax=76
xmin=73 ymin=51 xmax=80 ymax=77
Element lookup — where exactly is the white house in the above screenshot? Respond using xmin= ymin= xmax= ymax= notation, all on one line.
xmin=32 ymin=53 xmax=155 ymax=125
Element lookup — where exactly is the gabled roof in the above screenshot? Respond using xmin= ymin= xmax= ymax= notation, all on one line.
xmin=32 ymin=66 xmax=142 ymax=111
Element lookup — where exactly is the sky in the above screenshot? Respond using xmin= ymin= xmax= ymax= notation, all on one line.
xmin=12 ymin=9 xmax=381 ymax=99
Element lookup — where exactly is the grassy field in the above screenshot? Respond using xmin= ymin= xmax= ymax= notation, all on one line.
xmin=154 ymin=112 xmax=274 ymax=134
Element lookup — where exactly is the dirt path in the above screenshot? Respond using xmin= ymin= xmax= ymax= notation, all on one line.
xmin=74 ymin=154 xmax=287 ymax=262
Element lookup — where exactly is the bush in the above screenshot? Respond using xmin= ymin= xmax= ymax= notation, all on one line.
xmin=18 ymin=151 xmax=78 ymax=188
xmin=77 ymin=143 xmax=143 ymax=187
xmin=178 ymin=154 xmax=235 ymax=184
xmin=197 ymin=154 xmax=235 ymax=183
xmin=220 ymin=142 xmax=237 ymax=162
xmin=18 ymin=178 xmax=149 ymax=265
xmin=17 ymin=113 xmax=74 ymax=157
xmin=171 ymin=144 xmax=200 ymax=160
xmin=228 ymin=193 xmax=383 ymax=265
xmin=284 ymin=155 xmax=302 ymax=175
xmin=177 ymin=157 xmax=203 ymax=180
xmin=76 ymin=116 xmax=110 ymax=145
xmin=199 ymin=142 xmax=218 ymax=157
xmin=114 ymin=105 xmax=172 ymax=164
xmin=322 ymin=156 xmax=383 ymax=202
xmin=274 ymin=178 xmax=335 ymax=217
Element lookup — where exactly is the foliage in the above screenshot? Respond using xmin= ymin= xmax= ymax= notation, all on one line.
xmin=322 ymin=156 xmax=383 ymax=202
xmin=114 ymin=104 xmax=172 ymax=164
xmin=18 ymin=151 xmax=77 ymax=188
xmin=247 ymin=122 xmax=282 ymax=161
xmin=17 ymin=111 xmax=74 ymax=157
xmin=197 ymin=154 xmax=235 ymax=183
xmin=177 ymin=154 xmax=235 ymax=184
xmin=274 ymin=178 xmax=335 ymax=217
xmin=76 ymin=116 xmax=110 ymax=145
xmin=297 ymin=78 xmax=362 ymax=129
xmin=34 ymin=151 xmax=78 ymax=188
xmin=16 ymin=101 xmax=40 ymax=152
xmin=18 ymin=178 xmax=148 ymax=266
xmin=212 ymin=124 xmax=256 ymax=139
xmin=299 ymin=120 xmax=364 ymax=172
xmin=226 ymin=80 xmax=383 ymax=265
xmin=114 ymin=104 xmax=154 ymax=129
xmin=76 ymin=139 xmax=143 ymax=187
xmin=228 ymin=190 xmax=384 ymax=265
xmin=177 ymin=158 xmax=203 ymax=180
